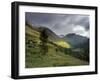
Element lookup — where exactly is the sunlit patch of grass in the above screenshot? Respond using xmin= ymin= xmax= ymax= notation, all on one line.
xmin=54 ymin=40 xmax=71 ymax=48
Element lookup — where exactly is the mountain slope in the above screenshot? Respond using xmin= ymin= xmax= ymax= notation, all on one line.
xmin=25 ymin=23 xmax=89 ymax=68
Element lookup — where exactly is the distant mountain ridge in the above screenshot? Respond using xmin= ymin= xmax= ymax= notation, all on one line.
xmin=63 ymin=33 xmax=89 ymax=48
xmin=59 ymin=35 xmax=65 ymax=38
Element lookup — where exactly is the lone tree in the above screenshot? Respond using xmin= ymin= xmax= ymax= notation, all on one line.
xmin=40 ymin=29 xmax=48 ymax=55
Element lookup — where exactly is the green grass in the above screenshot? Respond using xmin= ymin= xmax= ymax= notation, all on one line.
xmin=25 ymin=45 xmax=89 ymax=68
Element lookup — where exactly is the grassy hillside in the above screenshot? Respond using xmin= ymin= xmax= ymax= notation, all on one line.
xmin=25 ymin=24 xmax=89 ymax=68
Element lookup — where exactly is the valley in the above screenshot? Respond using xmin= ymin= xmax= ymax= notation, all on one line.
xmin=25 ymin=23 xmax=89 ymax=68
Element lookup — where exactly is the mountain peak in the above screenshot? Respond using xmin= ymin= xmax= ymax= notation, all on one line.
xmin=65 ymin=33 xmax=88 ymax=39
xmin=63 ymin=33 xmax=89 ymax=47
xmin=59 ymin=35 xmax=65 ymax=38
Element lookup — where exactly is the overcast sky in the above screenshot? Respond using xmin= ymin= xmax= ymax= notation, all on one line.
xmin=26 ymin=12 xmax=90 ymax=38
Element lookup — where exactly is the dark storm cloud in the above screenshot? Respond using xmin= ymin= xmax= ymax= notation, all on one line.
xmin=26 ymin=12 xmax=89 ymax=37
xmin=26 ymin=12 xmax=66 ymax=27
